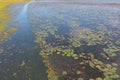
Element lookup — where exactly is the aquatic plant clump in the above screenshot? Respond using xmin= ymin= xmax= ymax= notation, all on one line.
xmin=88 ymin=53 xmax=119 ymax=80
xmin=40 ymin=53 xmax=58 ymax=80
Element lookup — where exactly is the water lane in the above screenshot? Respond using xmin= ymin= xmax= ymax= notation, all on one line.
xmin=0 ymin=2 xmax=48 ymax=80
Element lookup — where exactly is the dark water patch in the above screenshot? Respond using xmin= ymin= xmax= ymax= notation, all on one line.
xmin=85 ymin=65 xmax=104 ymax=79
xmin=74 ymin=45 xmax=105 ymax=54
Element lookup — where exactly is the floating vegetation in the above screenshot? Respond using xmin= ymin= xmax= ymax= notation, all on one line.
xmin=0 ymin=26 xmax=17 ymax=42
xmin=32 ymin=22 xmax=120 ymax=79
xmin=62 ymin=71 xmax=68 ymax=75
xmin=0 ymin=61 xmax=2 ymax=64
xmin=27 ymin=4 xmax=120 ymax=80
xmin=20 ymin=61 xmax=26 ymax=68
xmin=0 ymin=1 xmax=18 ymax=43
xmin=102 ymin=44 xmax=120 ymax=58
xmin=96 ymin=77 xmax=102 ymax=80
xmin=77 ymin=78 xmax=84 ymax=80
xmin=88 ymin=54 xmax=119 ymax=80
xmin=13 ymin=72 xmax=17 ymax=77
xmin=40 ymin=53 xmax=58 ymax=80
xmin=0 ymin=48 xmax=3 ymax=54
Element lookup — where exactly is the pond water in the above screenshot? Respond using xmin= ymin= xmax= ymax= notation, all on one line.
xmin=0 ymin=1 xmax=120 ymax=80
xmin=28 ymin=2 xmax=120 ymax=80
xmin=0 ymin=2 xmax=47 ymax=80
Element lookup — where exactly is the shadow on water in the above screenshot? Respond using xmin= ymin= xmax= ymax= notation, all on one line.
xmin=0 ymin=2 xmax=48 ymax=80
